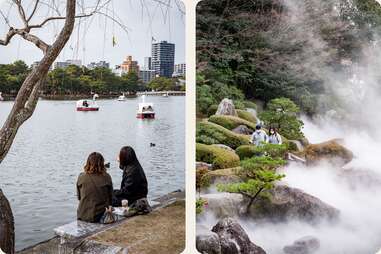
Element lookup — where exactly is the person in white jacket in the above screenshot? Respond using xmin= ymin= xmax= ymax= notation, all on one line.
xmin=268 ymin=127 xmax=282 ymax=145
xmin=251 ymin=125 xmax=268 ymax=146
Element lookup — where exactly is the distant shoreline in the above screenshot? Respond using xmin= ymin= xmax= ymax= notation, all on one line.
xmin=1 ymin=92 xmax=185 ymax=101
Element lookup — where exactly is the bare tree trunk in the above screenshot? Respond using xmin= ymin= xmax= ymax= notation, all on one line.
xmin=0 ymin=0 xmax=77 ymax=252
xmin=0 ymin=189 xmax=14 ymax=254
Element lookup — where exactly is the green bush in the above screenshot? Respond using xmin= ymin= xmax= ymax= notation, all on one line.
xmin=240 ymin=156 xmax=286 ymax=178
xmin=236 ymin=143 xmax=288 ymax=160
xmin=243 ymin=100 xmax=257 ymax=110
xmin=259 ymin=97 xmax=304 ymax=140
xmin=207 ymin=104 xmax=218 ymax=117
xmin=196 ymin=143 xmax=240 ymax=169
xmin=236 ymin=110 xmax=257 ymax=124
xmin=209 ymin=114 xmax=257 ymax=130
xmin=196 ymin=121 xmax=250 ymax=149
xmin=234 ymin=100 xmax=245 ymax=110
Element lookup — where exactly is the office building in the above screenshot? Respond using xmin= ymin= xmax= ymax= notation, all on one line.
xmin=53 ymin=59 xmax=82 ymax=69
xmin=87 ymin=61 xmax=110 ymax=69
xmin=139 ymin=70 xmax=156 ymax=84
xmin=144 ymin=57 xmax=152 ymax=70
xmin=172 ymin=63 xmax=186 ymax=77
xmin=151 ymin=41 xmax=175 ymax=78
xmin=120 ymin=56 xmax=139 ymax=74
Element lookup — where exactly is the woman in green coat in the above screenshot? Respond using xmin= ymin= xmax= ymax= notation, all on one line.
xmin=77 ymin=152 xmax=113 ymax=222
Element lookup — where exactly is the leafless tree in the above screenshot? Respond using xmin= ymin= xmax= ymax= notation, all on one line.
xmin=0 ymin=0 xmax=109 ymax=252
xmin=0 ymin=0 xmax=183 ymax=253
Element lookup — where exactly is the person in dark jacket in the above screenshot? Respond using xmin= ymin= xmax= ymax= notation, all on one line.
xmin=113 ymin=146 xmax=150 ymax=213
xmin=77 ymin=152 xmax=113 ymax=222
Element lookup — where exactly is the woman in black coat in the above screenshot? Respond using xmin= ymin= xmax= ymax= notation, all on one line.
xmin=113 ymin=146 xmax=149 ymax=209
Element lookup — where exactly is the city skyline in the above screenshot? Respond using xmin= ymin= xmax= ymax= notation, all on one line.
xmin=0 ymin=1 xmax=185 ymax=67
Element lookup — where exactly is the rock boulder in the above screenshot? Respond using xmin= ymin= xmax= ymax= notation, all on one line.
xmin=283 ymin=236 xmax=320 ymax=254
xmin=212 ymin=218 xmax=266 ymax=254
xmin=232 ymin=125 xmax=254 ymax=135
xmin=197 ymin=225 xmax=222 ymax=254
xmin=249 ymin=185 xmax=339 ymax=223
xmin=304 ymin=139 xmax=353 ymax=166
xmin=216 ymin=98 xmax=238 ymax=117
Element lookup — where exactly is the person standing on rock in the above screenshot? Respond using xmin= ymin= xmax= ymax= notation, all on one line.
xmin=113 ymin=146 xmax=151 ymax=215
xmin=251 ymin=124 xmax=269 ymax=146
xmin=268 ymin=127 xmax=282 ymax=145
xmin=77 ymin=152 xmax=113 ymax=222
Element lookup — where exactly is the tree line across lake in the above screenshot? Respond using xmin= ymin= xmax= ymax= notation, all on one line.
xmin=0 ymin=60 xmax=184 ymax=97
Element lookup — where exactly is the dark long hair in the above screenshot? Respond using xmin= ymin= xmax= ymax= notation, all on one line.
xmin=269 ymin=127 xmax=278 ymax=135
xmin=84 ymin=152 xmax=106 ymax=175
xmin=119 ymin=146 xmax=139 ymax=169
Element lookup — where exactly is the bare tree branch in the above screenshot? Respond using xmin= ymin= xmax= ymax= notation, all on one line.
xmin=12 ymin=0 xmax=28 ymax=27
xmin=27 ymin=0 xmax=41 ymax=22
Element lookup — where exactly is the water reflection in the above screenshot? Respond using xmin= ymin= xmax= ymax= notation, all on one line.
xmin=0 ymin=96 xmax=185 ymax=250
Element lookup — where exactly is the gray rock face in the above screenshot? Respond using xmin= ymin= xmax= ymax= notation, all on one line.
xmin=196 ymin=161 xmax=213 ymax=170
xmin=232 ymin=125 xmax=253 ymax=135
xmin=212 ymin=218 xmax=266 ymax=254
xmin=249 ymin=185 xmax=339 ymax=223
xmin=216 ymin=98 xmax=238 ymax=116
xmin=283 ymin=236 xmax=320 ymax=254
xmin=201 ymin=193 xmax=246 ymax=217
xmin=196 ymin=225 xmax=222 ymax=254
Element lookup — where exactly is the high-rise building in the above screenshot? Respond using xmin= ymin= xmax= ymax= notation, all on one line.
xmin=172 ymin=63 xmax=186 ymax=77
xmin=151 ymin=41 xmax=175 ymax=78
xmin=120 ymin=56 xmax=139 ymax=74
xmin=139 ymin=70 xmax=156 ymax=84
xmin=87 ymin=61 xmax=110 ymax=69
xmin=144 ymin=57 xmax=152 ymax=70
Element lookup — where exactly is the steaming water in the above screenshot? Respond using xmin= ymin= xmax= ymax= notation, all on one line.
xmin=0 ymin=96 xmax=185 ymax=250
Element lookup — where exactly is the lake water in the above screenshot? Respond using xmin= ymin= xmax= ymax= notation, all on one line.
xmin=0 ymin=96 xmax=185 ymax=250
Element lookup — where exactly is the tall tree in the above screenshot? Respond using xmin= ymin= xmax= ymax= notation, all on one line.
xmin=0 ymin=1 xmax=100 ymax=252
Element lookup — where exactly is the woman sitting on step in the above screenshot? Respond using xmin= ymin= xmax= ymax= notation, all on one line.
xmin=76 ymin=152 xmax=113 ymax=222
xmin=113 ymin=146 xmax=151 ymax=215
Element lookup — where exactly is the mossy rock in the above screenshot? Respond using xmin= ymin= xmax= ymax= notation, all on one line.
xmin=205 ymin=167 xmax=241 ymax=184
xmin=304 ymin=139 xmax=353 ymax=166
xmin=236 ymin=110 xmax=257 ymax=124
xmin=209 ymin=114 xmax=257 ymax=131
xmin=236 ymin=143 xmax=288 ymax=160
xmin=196 ymin=143 xmax=240 ymax=169
xmin=196 ymin=121 xmax=250 ymax=149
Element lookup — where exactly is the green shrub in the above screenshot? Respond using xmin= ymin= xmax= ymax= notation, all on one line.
xmin=207 ymin=104 xmax=218 ymax=117
xmin=217 ymin=170 xmax=285 ymax=214
xmin=243 ymin=100 xmax=257 ymax=110
xmin=234 ymin=100 xmax=245 ymax=110
xmin=236 ymin=143 xmax=288 ymax=160
xmin=196 ymin=122 xmax=250 ymax=149
xmin=236 ymin=110 xmax=257 ymax=124
xmin=259 ymin=97 xmax=304 ymax=140
xmin=196 ymin=143 xmax=240 ymax=169
xmin=196 ymin=198 xmax=208 ymax=214
xmin=240 ymin=156 xmax=286 ymax=178
xmin=209 ymin=114 xmax=257 ymax=130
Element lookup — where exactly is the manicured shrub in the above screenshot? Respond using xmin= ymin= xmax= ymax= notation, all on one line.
xmin=217 ymin=170 xmax=285 ymax=214
xmin=209 ymin=114 xmax=257 ymax=130
xmin=196 ymin=143 xmax=240 ymax=169
xmin=196 ymin=122 xmax=250 ymax=149
xmin=236 ymin=110 xmax=257 ymax=124
xmin=207 ymin=104 xmax=218 ymax=117
xmin=236 ymin=143 xmax=288 ymax=160
xmin=240 ymin=156 xmax=286 ymax=178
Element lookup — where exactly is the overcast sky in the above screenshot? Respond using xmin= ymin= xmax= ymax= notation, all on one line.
xmin=0 ymin=0 xmax=185 ymax=68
